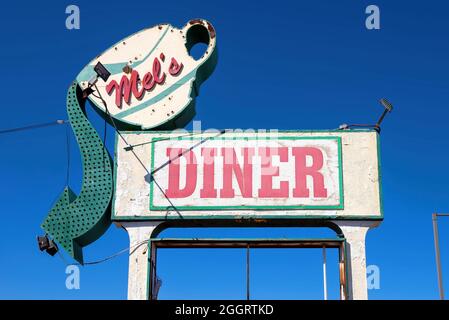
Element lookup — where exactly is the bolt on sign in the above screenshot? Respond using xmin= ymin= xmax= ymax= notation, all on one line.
xmin=113 ymin=130 xmax=382 ymax=220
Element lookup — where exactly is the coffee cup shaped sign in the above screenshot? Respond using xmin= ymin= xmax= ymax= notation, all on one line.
xmin=76 ymin=19 xmax=217 ymax=130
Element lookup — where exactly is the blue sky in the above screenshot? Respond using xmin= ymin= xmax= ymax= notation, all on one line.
xmin=0 ymin=0 xmax=448 ymax=299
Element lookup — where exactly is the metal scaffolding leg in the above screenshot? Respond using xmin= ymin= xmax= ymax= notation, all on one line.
xmin=433 ymin=213 xmax=445 ymax=300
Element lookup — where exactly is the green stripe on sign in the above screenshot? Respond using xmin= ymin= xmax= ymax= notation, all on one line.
xmin=115 ymin=69 xmax=197 ymax=119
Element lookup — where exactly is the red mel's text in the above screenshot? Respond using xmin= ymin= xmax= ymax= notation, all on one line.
xmin=105 ymin=53 xmax=183 ymax=108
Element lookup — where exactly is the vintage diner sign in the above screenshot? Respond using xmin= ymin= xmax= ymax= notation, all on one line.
xmin=41 ymin=19 xmax=218 ymax=263
xmin=76 ymin=19 xmax=217 ymax=130
xmin=113 ymin=130 xmax=382 ymax=220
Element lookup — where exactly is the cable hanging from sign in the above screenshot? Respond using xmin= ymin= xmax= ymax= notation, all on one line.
xmin=92 ymin=85 xmax=179 ymax=213
xmin=55 ymin=239 xmax=151 ymax=267
xmin=89 ymin=82 xmax=230 ymax=219
xmin=64 ymin=121 xmax=71 ymax=186
xmin=0 ymin=117 xmax=73 ymax=195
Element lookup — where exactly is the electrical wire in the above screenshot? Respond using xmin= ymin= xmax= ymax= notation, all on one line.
xmin=53 ymin=86 xmax=224 ymax=266
xmin=65 ymin=121 xmax=71 ymax=186
xmin=57 ymin=249 xmax=70 ymax=266
xmin=92 ymin=84 xmax=130 ymax=147
xmin=90 ymin=84 xmax=231 ymax=217
xmin=91 ymin=84 xmax=188 ymax=217
xmin=82 ymin=240 xmax=149 ymax=266
xmin=338 ymin=123 xmax=380 ymax=133
xmin=0 ymin=120 xmax=67 ymax=135
xmin=57 ymin=239 xmax=150 ymax=267
xmin=102 ymin=116 xmax=107 ymax=171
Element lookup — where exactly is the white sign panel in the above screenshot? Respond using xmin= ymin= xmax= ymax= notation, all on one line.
xmin=113 ymin=131 xmax=382 ymax=220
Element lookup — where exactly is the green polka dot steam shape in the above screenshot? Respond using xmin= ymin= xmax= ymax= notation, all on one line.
xmin=41 ymin=83 xmax=113 ymax=265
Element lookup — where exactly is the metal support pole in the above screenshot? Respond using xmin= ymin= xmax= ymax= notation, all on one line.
xmin=323 ymin=246 xmax=328 ymax=300
xmin=339 ymin=243 xmax=347 ymax=300
xmin=433 ymin=213 xmax=445 ymax=300
xmin=150 ymin=243 xmax=158 ymax=300
xmin=246 ymin=244 xmax=250 ymax=300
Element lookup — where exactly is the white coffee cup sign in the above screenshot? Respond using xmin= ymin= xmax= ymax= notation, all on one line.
xmin=76 ymin=19 xmax=217 ymax=130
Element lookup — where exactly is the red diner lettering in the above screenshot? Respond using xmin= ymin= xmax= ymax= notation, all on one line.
xmin=220 ymin=147 xmax=254 ymax=198
xmin=165 ymin=148 xmax=197 ymax=198
xmin=292 ymin=147 xmax=327 ymax=198
xmin=258 ymin=147 xmax=289 ymax=198
xmin=200 ymin=148 xmax=218 ymax=198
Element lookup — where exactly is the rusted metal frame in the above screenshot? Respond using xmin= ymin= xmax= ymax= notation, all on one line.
xmin=151 ymin=219 xmax=347 ymax=239
xmin=149 ymin=240 xmax=158 ymax=300
xmin=151 ymin=239 xmax=343 ymax=249
xmin=339 ymin=241 xmax=347 ymax=300
xmin=148 ymin=238 xmax=346 ymax=300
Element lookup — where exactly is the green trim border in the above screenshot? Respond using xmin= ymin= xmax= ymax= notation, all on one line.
xmin=149 ymin=135 xmax=344 ymax=211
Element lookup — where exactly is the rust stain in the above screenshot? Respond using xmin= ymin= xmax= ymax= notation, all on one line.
xmin=122 ymin=65 xmax=133 ymax=74
xmin=207 ymin=22 xmax=216 ymax=39
xmin=232 ymin=218 xmax=268 ymax=224
xmin=339 ymin=250 xmax=347 ymax=300
xmin=189 ymin=19 xmax=204 ymax=25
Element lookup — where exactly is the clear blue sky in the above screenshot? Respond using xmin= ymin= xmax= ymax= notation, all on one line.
xmin=0 ymin=0 xmax=448 ymax=299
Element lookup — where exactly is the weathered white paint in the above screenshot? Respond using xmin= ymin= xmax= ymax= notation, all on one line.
xmin=334 ymin=220 xmax=380 ymax=300
xmin=113 ymin=131 xmax=382 ymax=219
xmin=121 ymin=221 xmax=161 ymax=300
xmin=116 ymin=131 xmax=382 ymax=300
